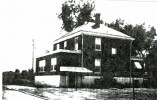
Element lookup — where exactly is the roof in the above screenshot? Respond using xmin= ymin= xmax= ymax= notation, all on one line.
xmin=54 ymin=22 xmax=134 ymax=44
xmin=36 ymin=49 xmax=81 ymax=58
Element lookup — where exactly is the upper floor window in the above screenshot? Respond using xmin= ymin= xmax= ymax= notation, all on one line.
xmin=39 ymin=60 xmax=45 ymax=72
xmin=112 ymin=48 xmax=117 ymax=55
xmin=53 ymin=44 xmax=57 ymax=51
xmin=51 ymin=58 xmax=57 ymax=71
xmin=95 ymin=59 xmax=101 ymax=73
xmin=74 ymin=37 xmax=78 ymax=50
xmin=64 ymin=41 xmax=67 ymax=49
xmin=95 ymin=38 xmax=101 ymax=51
xmin=57 ymin=44 xmax=60 ymax=50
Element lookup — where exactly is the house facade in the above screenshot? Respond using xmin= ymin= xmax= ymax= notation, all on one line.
xmin=35 ymin=16 xmax=143 ymax=87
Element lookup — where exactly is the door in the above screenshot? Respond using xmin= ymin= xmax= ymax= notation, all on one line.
xmin=69 ymin=73 xmax=76 ymax=88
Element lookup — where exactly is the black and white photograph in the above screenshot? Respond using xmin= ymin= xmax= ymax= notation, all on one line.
xmin=1 ymin=0 xmax=157 ymax=99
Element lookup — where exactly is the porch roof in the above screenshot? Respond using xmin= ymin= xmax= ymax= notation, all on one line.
xmin=52 ymin=49 xmax=81 ymax=54
xmin=60 ymin=66 xmax=93 ymax=73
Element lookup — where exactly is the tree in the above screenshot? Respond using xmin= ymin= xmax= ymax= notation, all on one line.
xmin=128 ymin=24 xmax=146 ymax=57
xmin=13 ymin=69 xmax=21 ymax=85
xmin=145 ymin=40 xmax=157 ymax=87
xmin=15 ymin=69 xmax=20 ymax=73
xmin=76 ymin=1 xmax=95 ymax=27
xmin=145 ymin=40 xmax=157 ymax=71
xmin=27 ymin=69 xmax=34 ymax=81
xmin=108 ymin=19 xmax=124 ymax=32
xmin=143 ymin=26 xmax=156 ymax=55
xmin=58 ymin=0 xmax=95 ymax=32
xmin=3 ymin=71 xmax=14 ymax=85
xmin=21 ymin=70 xmax=28 ymax=79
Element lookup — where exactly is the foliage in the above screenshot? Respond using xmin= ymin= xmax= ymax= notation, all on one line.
xmin=58 ymin=0 xmax=95 ymax=32
xmin=15 ymin=69 xmax=20 ymax=73
xmin=145 ymin=40 xmax=157 ymax=71
xmin=108 ymin=19 xmax=124 ymax=32
xmin=3 ymin=71 xmax=14 ymax=85
xmin=104 ymin=56 xmax=126 ymax=73
xmin=3 ymin=69 xmax=34 ymax=86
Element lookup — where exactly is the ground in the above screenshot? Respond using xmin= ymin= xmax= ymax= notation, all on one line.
xmin=2 ymin=85 xmax=157 ymax=100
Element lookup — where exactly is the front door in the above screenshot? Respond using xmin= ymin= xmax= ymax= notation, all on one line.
xmin=69 ymin=72 xmax=76 ymax=88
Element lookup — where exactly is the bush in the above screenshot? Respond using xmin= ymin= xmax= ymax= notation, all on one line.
xmin=94 ymin=78 xmax=117 ymax=88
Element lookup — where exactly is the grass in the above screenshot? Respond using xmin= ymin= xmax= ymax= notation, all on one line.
xmin=19 ymin=88 xmax=157 ymax=99
xmin=3 ymin=85 xmax=157 ymax=100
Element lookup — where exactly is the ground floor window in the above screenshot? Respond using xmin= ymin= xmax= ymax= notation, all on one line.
xmin=39 ymin=60 xmax=45 ymax=72
xmin=51 ymin=58 xmax=57 ymax=71
xmin=95 ymin=59 xmax=101 ymax=73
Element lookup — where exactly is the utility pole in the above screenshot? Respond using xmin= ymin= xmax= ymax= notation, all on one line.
xmin=80 ymin=33 xmax=84 ymax=88
xmin=130 ymin=40 xmax=135 ymax=100
xmin=133 ymin=70 xmax=135 ymax=100
xmin=81 ymin=33 xmax=84 ymax=68
xmin=32 ymin=39 xmax=35 ymax=73
xmin=130 ymin=41 xmax=132 ymax=84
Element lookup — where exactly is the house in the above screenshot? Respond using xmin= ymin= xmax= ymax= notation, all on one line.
xmin=35 ymin=14 xmax=143 ymax=87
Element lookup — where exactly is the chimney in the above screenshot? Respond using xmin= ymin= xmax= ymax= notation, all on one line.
xmin=92 ymin=13 xmax=101 ymax=29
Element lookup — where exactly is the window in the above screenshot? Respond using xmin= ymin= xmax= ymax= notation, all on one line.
xmin=95 ymin=38 xmax=101 ymax=51
xmin=112 ymin=48 xmax=117 ymax=55
xmin=75 ymin=37 xmax=78 ymax=50
xmin=64 ymin=41 xmax=67 ymax=49
xmin=57 ymin=44 xmax=60 ymax=50
xmin=39 ymin=60 xmax=45 ymax=72
xmin=51 ymin=58 xmax=57 ymax=71
xmin=95 ymin=59 xmax=101 ymax=73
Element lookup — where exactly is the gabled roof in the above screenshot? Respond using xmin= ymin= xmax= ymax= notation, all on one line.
xmin=54 ymin=22 xmax=134 ymax=44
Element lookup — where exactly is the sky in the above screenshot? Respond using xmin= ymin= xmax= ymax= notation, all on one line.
xmin=1 ymin=0 xmax=157 ymax=72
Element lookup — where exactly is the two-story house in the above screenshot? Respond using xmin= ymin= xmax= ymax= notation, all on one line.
xmin=35 ymin=14 xmax=138 ymax=87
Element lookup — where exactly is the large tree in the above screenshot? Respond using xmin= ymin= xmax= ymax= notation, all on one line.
xmin=145 ymin=40 xmax=157 ymax=71
xmin=145 ymin=40 xmax=157 ymax=87
xmin=58 ymin=0 xmax=95 ymax=32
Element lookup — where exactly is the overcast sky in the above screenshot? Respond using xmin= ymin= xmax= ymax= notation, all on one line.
xmin=1 ymin=0 xmax=157 ymax=72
